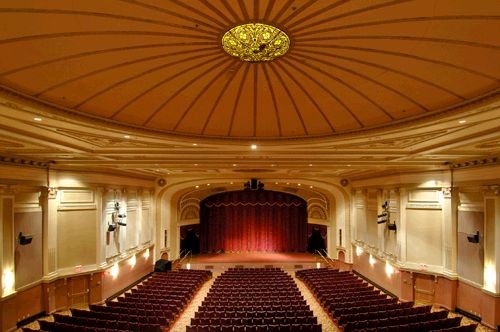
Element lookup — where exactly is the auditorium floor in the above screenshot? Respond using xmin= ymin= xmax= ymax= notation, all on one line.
xmin=14 ymin=269 xmax=496 ymax=332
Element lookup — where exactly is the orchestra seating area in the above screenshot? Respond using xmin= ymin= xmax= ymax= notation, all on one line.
xmin=188 ymin=267 xmax=321 ymax=332
xmin=32 ymin=269 xmax=211 ymax=332
xmin=296 ymin=268 xmax=478 ymax=332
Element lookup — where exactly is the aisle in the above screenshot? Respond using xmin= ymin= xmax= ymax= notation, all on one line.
xmin=291 ymin=273 xmax=340 ymax=332
xmin=168 ymin=272 xmax=220 ymax=332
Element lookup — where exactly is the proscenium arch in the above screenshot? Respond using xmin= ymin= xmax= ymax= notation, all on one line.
xmin=156 ymin=178 xmax=351 ymax=261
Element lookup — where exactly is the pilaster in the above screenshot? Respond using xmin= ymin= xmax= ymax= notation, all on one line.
xmin=41 ymin=186 xmax=58 ymax=280
xmin=0 ymin=186 xmax=15 ymax=298
xmin=442 ymin=187 xmax=458 ymax=277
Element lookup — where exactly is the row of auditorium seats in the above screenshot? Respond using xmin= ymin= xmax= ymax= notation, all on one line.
xmin=31 ymin=269 xmax=211 ymax=332
xmin=296 ymin=268 xmax=477 ymax=332
xmin=186 ymin=324 xmax=321 ymax=331
xmin=188 ymin=267 xmax=321 ymax=332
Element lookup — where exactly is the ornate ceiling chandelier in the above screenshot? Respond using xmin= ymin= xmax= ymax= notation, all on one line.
xmin=222 ymin=23 xmax=290 ymax=62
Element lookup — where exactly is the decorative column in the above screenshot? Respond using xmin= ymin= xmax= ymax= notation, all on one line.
xmin=0 ymin=186 xmax=15 ymax=298
xmin=41 ymin=186 xmax=58 ymax=280
xmin=442 ymin=187 xmax=458 ymax=277
xmin=483 ymin=187 xmax=500 ymax=293
xmin=481 ymin=186 xmax=500 ymax=328
xmin=385 ymin=188 xmax=400 ymax=258
xmin=377 ymin=188 xmax=386 ymax=252
xmin=95 ymin=187 xmax=109 ymax=269
xmin=398 ymin=188 xmax=408 ymax=265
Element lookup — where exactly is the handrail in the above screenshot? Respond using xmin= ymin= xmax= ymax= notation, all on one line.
xmin=315 ymin=249 xmax=338 ymax=269
xmin=173 ymin=250 xmax=192 ymax=269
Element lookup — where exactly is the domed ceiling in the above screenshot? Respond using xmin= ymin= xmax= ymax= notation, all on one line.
xmin=1 ymin=0 xmax=499 ymax=139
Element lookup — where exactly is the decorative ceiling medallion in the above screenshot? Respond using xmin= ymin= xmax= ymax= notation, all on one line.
xmin=222 ymin=23 xmax=290 ymax=62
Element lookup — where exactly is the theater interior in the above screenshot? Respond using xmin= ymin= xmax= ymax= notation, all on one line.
xmin=0 ymin=1 xmax=499 ymax=331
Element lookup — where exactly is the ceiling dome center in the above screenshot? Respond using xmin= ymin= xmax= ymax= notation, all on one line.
xmin=222 ymin=23 xmax=290 ymax=62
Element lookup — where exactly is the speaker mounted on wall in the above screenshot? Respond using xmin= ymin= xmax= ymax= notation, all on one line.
xmin=18 ymin=232 xmax=33 ymax=245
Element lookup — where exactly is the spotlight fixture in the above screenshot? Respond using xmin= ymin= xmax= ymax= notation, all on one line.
xmin=244 ymin=178 xmax=264 ymax=190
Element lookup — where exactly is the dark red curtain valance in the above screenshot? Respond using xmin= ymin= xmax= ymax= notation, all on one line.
xmin=200 ymin=190 xmax=307 ymax=253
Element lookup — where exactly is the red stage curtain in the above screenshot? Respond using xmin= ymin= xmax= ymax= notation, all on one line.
xmin=200 ymin=190 xmax=307 ymax=253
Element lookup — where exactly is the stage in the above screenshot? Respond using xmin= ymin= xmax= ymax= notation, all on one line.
xmin=182 ymin=252 xmax=322 ymax=271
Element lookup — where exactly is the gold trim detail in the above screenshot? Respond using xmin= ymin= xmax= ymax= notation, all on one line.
xmin=222 ymin=23 xmax=290 ymax=62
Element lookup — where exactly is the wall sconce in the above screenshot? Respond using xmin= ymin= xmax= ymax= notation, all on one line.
xmin=128 ymin=255 xmax=136 ymax=268
xmin=2 ymin=268 xmax=15 ymax=296
xmin=356 ymin=246 xmax=363 ymax=257
xmin=467 ymin=231 xmax=480 ymax=243
xmin=110 ymin=262 xmax=119 ymax=279
xmin=369 ymin=255 xmax=376 ymax=266
xmin=385 ymin=261 xmax=394 ymax=277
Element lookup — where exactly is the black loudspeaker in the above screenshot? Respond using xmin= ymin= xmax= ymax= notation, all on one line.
xmin=154 ymin=259 xmax=172 ymax=272
xmin=18 ymin=232 xmax=33 ymax=245
xmin=250 ymin=178 xmax=258 ymax=190
xmin=467 ymin=231 xmax=480 ymax=243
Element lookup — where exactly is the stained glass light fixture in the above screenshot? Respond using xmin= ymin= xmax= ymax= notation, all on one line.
xmin=222 ymin=23 xmax=290 ymax=62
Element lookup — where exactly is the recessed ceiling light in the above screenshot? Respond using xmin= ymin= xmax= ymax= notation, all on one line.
xmin=308 ymin=164 xmax=313 ymax=166
xmin=275 ymin=182 xmax=278 ymax=185
xmin=309 ymin=186 xmax=313 ymax=189
xmin=271 ymin=164 xmax=276 ymax=167
xmin=250 ymin=144 xmax=257 ymax=150
xmin=230 ymin=182 xmax=234 ymax=184
xmin=194 ymin=164 xmax=198 ymax=166
xmin=33 ymin=117 xmax=42 ymax=122
xmin=155 ymin=169 xmax=160 ymax=172
xmin=192 ymin=143 xmax=198 ymax=146
xmin=298 ymin=183 xmax=301 ymax=186
xmin=124 ymin=135 xmax=130 ymax=139
xmin=286 ymin=182 xmax=290 ymax=185
xmin=232 ymin=164 xmax=237 ymax=167
xmin=347 ymin=164 xmax=351 ymax=167
xmin=195 ymin=185 xmax=199 ymax=188
xmin=459 ymin=120 xmax=467 ymax=124
xmin=207 ymin=183 xmax=210 ymax=186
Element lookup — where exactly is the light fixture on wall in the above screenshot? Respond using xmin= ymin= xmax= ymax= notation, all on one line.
xmin=369 ymin=254 xmax=376 ymax=266
xmin=467 ymin=231 xmax=480 ymax=243
xmin=378 ymin=201 xmax=397 ymax=231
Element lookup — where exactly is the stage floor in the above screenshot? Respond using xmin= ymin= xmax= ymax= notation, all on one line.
xmin=185 ymin=252 xmax=320 ymax=271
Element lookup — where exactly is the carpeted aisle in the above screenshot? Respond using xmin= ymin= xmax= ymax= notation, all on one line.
xmin=291 ymin=272 xmax=340 ymax=332
xmin=169 ymin=272 xmax=220 ymax=332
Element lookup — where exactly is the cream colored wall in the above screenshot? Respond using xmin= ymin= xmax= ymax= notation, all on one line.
xmin=351 ymin=166 xmax=500 ymax=327
xmin=406 ymin=208 xmax=443 ymax=267
xmin=57 ymin=209 xmax=96 ymax=269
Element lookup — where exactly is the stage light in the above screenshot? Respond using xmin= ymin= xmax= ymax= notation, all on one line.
xmin=369 ymin=255 xmax=376 ymax=266
xmin=186 ymin=263 xmax=191 ymax=270
xmin=110 ymin=262 xmax=119 ymax=279
xmin=316 ymin=262 xmax=321 ymax=269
